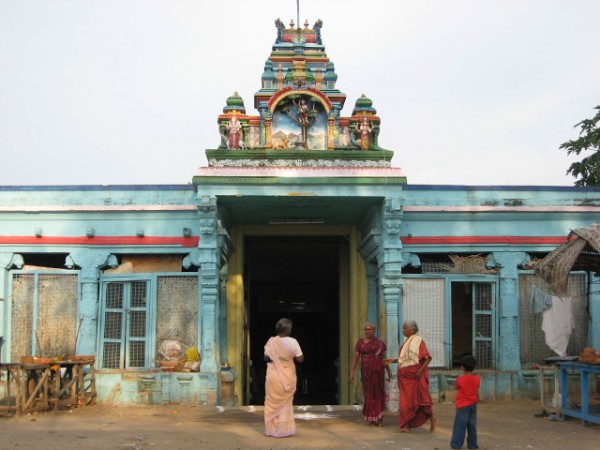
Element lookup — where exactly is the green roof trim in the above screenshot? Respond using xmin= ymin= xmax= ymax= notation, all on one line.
xmin=205 ymin=148 xmax=394 ymax=162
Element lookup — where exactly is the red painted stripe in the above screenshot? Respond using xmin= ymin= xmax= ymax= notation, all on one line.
xmin=401 ymin=236 xmax=568 ymax=245
xmin=0 ymin=235 xmax=566 ymax=247
xmin=0 ymin=236 xmax=199 ymax=247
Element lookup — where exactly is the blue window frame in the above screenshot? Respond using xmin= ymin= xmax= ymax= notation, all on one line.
xmin=98 ymin=279 xmax=152 ymax=369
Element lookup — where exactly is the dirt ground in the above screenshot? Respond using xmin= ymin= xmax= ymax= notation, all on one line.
xmin=0 ymin=400 xmax=598 ymax=450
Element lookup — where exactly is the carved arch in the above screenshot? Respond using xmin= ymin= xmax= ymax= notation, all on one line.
xmin=267 ymin=86 xmax=332 ymax=113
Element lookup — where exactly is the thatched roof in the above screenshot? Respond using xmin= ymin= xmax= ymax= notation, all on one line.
xmin=532 ymin=221 xmax=600 ymax=295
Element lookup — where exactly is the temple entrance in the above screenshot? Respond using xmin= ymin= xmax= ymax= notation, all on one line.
xmin=245 ymin=236 xmax=342 ymax=405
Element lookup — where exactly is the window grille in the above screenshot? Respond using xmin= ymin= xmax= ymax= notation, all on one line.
xmin=101 ymin=281 xmax=149 ymax=369
xmin=10 ymin=272 xmax=78 ymax=361
xmin=519 ymin=273 xmax=588 ymax=365
xmin=473 ymin=283 xmax=494 ymax=369
xmin=402 ymin=278 xmax=446 ymax=368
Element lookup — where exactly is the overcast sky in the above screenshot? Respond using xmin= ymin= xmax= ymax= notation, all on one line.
xmin=1 ymin=0 xmax=599 ymax=186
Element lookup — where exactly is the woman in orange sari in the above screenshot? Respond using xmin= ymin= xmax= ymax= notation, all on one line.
xmin=349 ymin=322 xmax=392 ymax=426
xmin=264 ymin=318 xmax=304 ymax=437
xmin=397 ymin=320 xmax=437 ymax=433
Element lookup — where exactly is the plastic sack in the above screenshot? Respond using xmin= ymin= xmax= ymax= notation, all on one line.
xmin=159 ymin=340 xmax=185 ymax=361
xmin=385 ymin=378 xmax=399 ymax=412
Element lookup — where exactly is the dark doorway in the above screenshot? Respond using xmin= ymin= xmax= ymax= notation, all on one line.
xmin=245 ymin=236 xmax=341 ymax=405
xmin=451 ymin=281 xmax=473 ymax=368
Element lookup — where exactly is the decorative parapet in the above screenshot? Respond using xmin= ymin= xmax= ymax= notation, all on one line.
xmin=208 ymin=158 xmax=392 ymax=168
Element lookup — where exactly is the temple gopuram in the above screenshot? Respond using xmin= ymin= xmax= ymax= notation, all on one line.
xmin=213 ymin=18 xmax=388 ymax=160
xmin=0 ymin=17 xmax=599 ymax=408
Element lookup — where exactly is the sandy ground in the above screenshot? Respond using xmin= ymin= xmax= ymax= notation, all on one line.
xmin=0 ymin=400 xmax=598 ymax=450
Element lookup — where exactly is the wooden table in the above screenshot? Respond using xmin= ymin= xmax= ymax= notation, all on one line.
xmin=0 ymin=363 xmax=22 ymax=415
xmin=20 ymin=363 xmax=52 ymax=413
xmin=48 ymin=359 xmax=96 ymax=410
xmin=2 ymin=359 xmax=96 ymax=414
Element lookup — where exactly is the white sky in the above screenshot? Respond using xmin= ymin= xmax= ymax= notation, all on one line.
xmin=1 ymin=0 xmax=599 ymax=186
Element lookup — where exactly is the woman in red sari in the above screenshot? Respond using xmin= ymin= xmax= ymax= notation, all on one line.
xmin=264 ymin=318 xmax=304 ymax=437
xmin=397 ymin=320 xmax=437 ymax=433
xmin=350 ymin=322 xmax=392 ymax=426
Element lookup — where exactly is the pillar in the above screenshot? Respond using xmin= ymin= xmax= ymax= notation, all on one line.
xmin=379 ymin=197 xmax=403 ymax=358
xmin=197 ymin=196 xmax=221 ymax=375
xmin=489 ymin=251 xmax=529 ymax=371
xmin=65 ymin=251 xmax=117 ymax=356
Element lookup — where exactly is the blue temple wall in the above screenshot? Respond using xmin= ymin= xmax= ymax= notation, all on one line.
xmin=1 ymin=183 xmax=600 ymax=404
xmin=403 ymin=184 xmax=600 ymax=206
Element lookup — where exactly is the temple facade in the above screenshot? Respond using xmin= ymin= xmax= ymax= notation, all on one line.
xmin=1 ymin=19 xmax=599 ymax=406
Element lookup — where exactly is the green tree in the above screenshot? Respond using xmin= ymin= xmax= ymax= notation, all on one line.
xmin=561 ymin=106 xmax=600 ymax=186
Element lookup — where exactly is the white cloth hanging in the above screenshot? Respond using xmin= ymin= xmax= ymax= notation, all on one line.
xmin=541 ymin=296 xmax=573 ymax=356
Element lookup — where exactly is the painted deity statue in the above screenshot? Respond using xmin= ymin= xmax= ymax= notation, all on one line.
xmin=294 ymin=98 xmax=309 ymax=126
xmin=281 ymin=96 xmax=313 ymax=149
xmin=226 ymin=116 xmax=244 ymax=149
xmin=313 ymin=19 xmax=323 ymax=45
xmin=356 ymin=117 xmax=373 ymax=151
xmin=275 ymin=18 xmax=285 ymax=44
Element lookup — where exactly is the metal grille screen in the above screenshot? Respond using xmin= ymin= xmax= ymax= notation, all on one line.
xmin=102 ymin=281 xmax=149 ymax=369
xmin=129 ymin=341 xmax=146 ymax=367
xmin=156 ymin=276 xmax=199 ymax=358
xmin=402 ymin=278 xmax=446 ymax=368
xmin=104 ymin=312 xmax=122 ymax=340
xmin=474 ymin=283 xmax=494 ymax=369
xmin=10 ymin=274 xmax=34 ymax=360
xmin=519 ymin=273 xmax=588 ymax=365
xmin=102 ymin=342 xmax=120 ymax=369
xmin=10 ymin=273 xmax=78 ymax=361
xmin=128 ymin=281 xmax=148 ymax=368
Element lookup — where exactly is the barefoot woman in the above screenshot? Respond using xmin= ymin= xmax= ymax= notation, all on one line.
xmin=264 ymin=318 xmax=304 ymax=437
xmin=397 ymin=320 xmax=437 ymax=433
xmin=349 ymin=322 xmax=393 ymax=426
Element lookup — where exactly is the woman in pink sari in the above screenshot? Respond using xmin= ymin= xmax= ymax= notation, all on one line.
xmin=397 ymin=320 xmax=437 ymax=433
xmin=349 ymin=322 xmax=392 ymax=426
xmin=264 ymin=318 xmax=304 ymax=437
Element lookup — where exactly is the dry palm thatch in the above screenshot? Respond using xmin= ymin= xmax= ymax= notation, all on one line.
xmin=447 ymin=254 xmax=498 ymax=274
xmin=532 ymin=221 xmax=600 ymax=296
